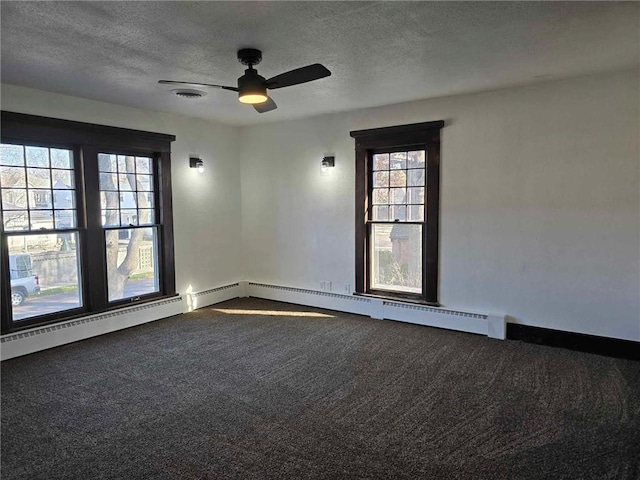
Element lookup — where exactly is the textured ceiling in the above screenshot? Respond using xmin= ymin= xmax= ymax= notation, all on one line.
xmin=1 ymin=1 xmax=638 ymax=126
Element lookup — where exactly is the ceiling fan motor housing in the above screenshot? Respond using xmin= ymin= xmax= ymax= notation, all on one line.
xmin=237 ymin=48 xmax=262 ymax=66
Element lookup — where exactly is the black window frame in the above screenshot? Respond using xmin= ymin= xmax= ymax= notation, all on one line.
xmin=350 ymin=121 xmax=443 ymax=305
xmin=0 ymin=111 xmax=176 ymax=334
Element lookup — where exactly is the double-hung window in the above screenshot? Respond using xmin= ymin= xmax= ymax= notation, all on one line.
xmin=351 ymin=121 xmax=443 ymax=304
xmin=0 ymin=112 xmax=176 ymax=333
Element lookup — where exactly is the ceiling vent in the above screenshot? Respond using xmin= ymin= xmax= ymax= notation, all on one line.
xmin=172 ymin=89 xmax=206 ymax=99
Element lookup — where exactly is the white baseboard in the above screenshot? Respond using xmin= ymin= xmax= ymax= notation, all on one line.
xmin=185 ymin=283 xmax=241 ymax=311
xmin=1 ymin=296 xmax=184 ymax=361
xmin=246 ymin=282 xmax=506 ymax=340
xmin=1 ymin=281 xmax=506 ymax=361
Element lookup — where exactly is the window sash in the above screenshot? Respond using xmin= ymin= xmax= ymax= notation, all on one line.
xmin=368 ymin=222 xmax=424 ymax=295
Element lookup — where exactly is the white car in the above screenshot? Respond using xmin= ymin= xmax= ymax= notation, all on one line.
xmin=9 ymin=254 xmax=41 ymax=306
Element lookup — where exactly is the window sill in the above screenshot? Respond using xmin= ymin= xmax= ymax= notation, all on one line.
xmin=354 ymin=291 xmax=440 ymax=307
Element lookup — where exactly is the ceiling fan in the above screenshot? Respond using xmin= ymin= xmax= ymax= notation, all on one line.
xmin=159 ymin=48 xmax=331 ymax=113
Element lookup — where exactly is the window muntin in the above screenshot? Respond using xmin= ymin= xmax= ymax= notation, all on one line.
xmin=370 ymin=150 xmax=425 ymax=222
xmin=99 ymin=154 xmax=155 ymax=227
xmin=1 ymin=143 xmax=83 ymax=321
xmin=1 ymin=144 xmax=76 ymax=232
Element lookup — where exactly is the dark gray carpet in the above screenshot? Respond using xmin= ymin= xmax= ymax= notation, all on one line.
xmin=2 ymin=298 xmax=639 ymax=479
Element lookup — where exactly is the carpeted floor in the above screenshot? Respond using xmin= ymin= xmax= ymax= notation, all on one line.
xmin=1 ymin=298 xmax=639 ymax=479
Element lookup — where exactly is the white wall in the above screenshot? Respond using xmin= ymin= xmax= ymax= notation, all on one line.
xmin=239 ymin=69 xmax=640 ymax=341
xmin=1 ymin=84 xmax=242 ymax=295
xmin=3 ymin=70 xmax=639 ymax=343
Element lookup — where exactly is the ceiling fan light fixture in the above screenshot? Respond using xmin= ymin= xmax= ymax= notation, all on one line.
xmin=238 ymin=90 xmax=268 ymax=104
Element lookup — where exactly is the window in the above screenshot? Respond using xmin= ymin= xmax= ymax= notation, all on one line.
xmin=1 ymin=112 xmax=175 ymax=333
xmin=98 ymin=154 xmax=159 ymax=302
xmin=350 ymin=121 xmax=443 ymax=304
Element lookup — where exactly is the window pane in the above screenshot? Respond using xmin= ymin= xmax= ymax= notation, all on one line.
xmin=1 ymin=144 xmax=24 ymax=166
xmin=407 ymin=150 xmax=425 ymax=168
xmin=118 ymin=173 xmax=134 ymax=191
xmin=1 ymin=166 xmax=26 ymax=188
xmin=118 ymin=156 xmax=130 ymax=174
xmin=51 ymin=169 xmax=74 ymax=189
xmin=102 ymin=209 xmax=120 ymax=227
xmin=2 ymin=189 xmax=28 ymax=209
xmin=407 ymin=187 xmax=424 ymax=204
xmin=27 ymin=168 xmax=51 ymax=189
xmin=55 ymin=210 xmax=77 ymax=229
xmin=120 ymin=191 xmax=136 ymax=208
xmin=25 ymin=147 xmax=50 ymax=168
xmin=98 ymin=153 xmax=117 ymax=172
xmin=121 ymin=209 xmax=137 ymax=226
xmin=138 ymin=209 xmax=155 ymax=225
xmin=372 ymin=206 xmax=388 ymax=221
xmin=373 ymin=154 xmax=389 ymax=171
xmin=389 ymin=170 xmax=406 ymax=187
xmin=136 ymin=156 xmax=152 ymax=174
xmin=101 ymin=190 xmax=120 ymax=210
xmin=8 ymin=233 xmax=82 ymax=321
xmin=99 ymin=172 xmax=118 ymax=190
xmin=136 ymin=174 xmax=153 ymax=191
xmin=53 ymin=190 xmax=75 ymax=209
xmin=408 ymin=205 xmax=424 ymax=221
xmin=390 ymin=188 xmax=406 ymax=204
xmin=2 ymin=211 xmax=29 ymax=230
xmin=30 ymin=210 xmax=54 ymax=229
xmin=373 ymin=171 xmax=388 ymax=188
xmin=28 ymin=190 xmax=52 ymax=209
xmin=407 ymin=169 xmax=425 ymax=187
xmin=370 ymin=223 xmax=422 ymax=294
xmin=137 ymin=192 xmax=154 ymax=209
xmin=50 ymin=149 xmax=72 ymax=169
xmin=390 ymin=152 xmax=406 ymax=170
xmin=105 ymin=227 xmax=159 ymax=302
xmin=372 ymin=188 xmax=389 ymax=205
xmin=390 ymin=205 xmax=406 ymax=221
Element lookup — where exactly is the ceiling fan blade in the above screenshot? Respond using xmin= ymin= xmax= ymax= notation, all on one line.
xmin=158 ymin=80 xmax=238 ymax=92
xmin=253 ymin=96 xmax=278 ymax=113
xmin=265 ymin=64 xmax=331 ymax=90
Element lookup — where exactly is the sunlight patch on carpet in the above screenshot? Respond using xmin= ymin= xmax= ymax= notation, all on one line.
xmin=212 ymin=308 xmax=335 ymax=318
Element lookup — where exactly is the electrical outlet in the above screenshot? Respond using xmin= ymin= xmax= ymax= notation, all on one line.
xmin=320 ymin=281 xmax=325 ymax=291
xmin=326 ymin=281 xmax=332 ymax=292
xmin=344 ymin=283 xmax=351 ymax=294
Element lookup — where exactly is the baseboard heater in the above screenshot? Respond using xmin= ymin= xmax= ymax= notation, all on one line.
xmin=1 ymin=281 xmax=505 ymax=361
xmin=245 ymin=282 xmax=506 ymax=340
xmin=1 ymin=296 xmax=184 ymax=361
xmin=185 ymin=283 xmax=241 ymax=312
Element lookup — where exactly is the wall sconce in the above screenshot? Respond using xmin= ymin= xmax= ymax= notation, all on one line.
xmin=190 ymin=157 xmax=204 ymax=174
xmin=321 ymin=156 xmax=335 ymax=173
